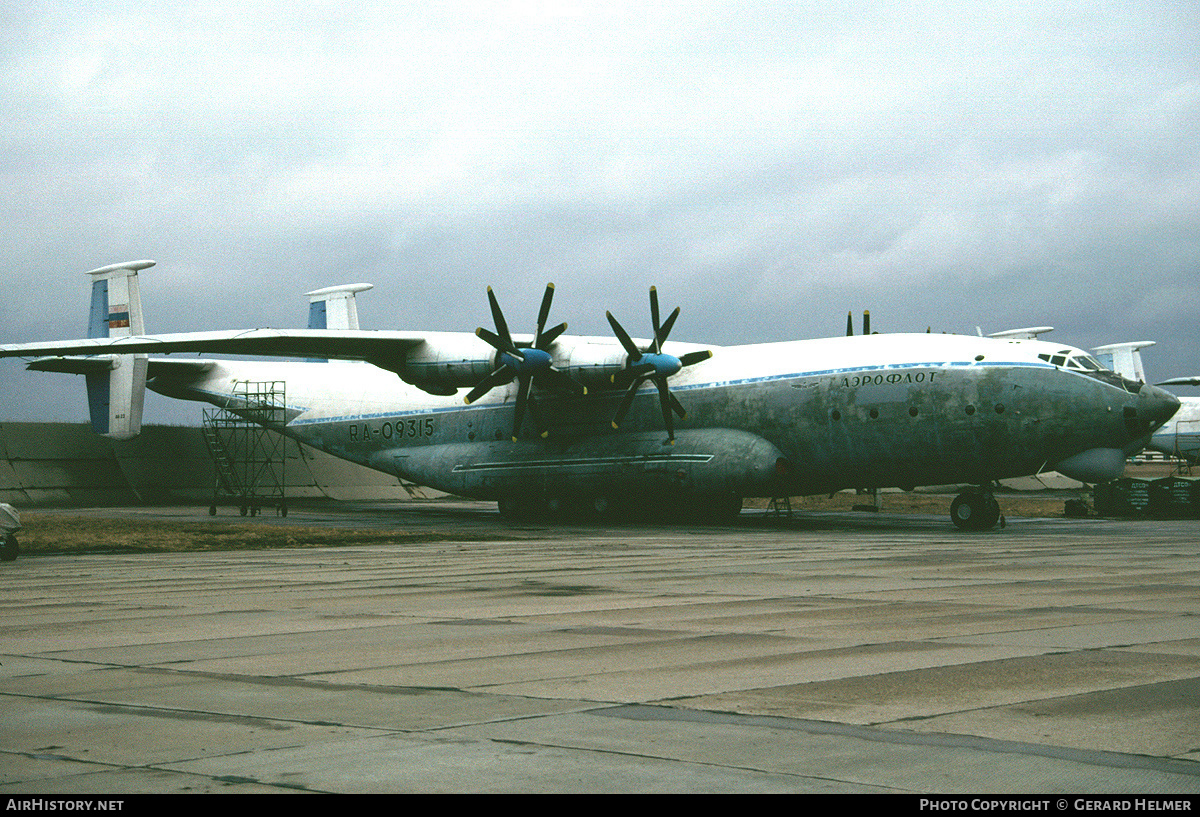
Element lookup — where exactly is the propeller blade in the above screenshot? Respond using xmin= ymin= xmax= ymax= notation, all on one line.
xmin=612 ymin=378 xmax=643 ymax=429
xmin=611 ymin=361 xmax=656 ymax=387
xmin=476 ymin=327 xmax=525 ymax=360
xmin=667 ymin=388 xmax=687 ymax=419
xmin=678 ymin=350 xmax=712 ymax=367
xmin=606 ymin=312 xmax=643 ymax=360
xmin=543 ymin=367 xmax=587 ymax=395
xmin=534 ymin=283 xmax=555 ymax=347
xmin=654 ymin=377 xmax=676 ymax=443
xmin=847 ymin=311 xmax=853 ymax=336
xmin=650 ymin=287 xmax=661 ymax=353
xmin=487 ymin=286 xmax=515 ymax=349
xmin=654 ymin=307 xmax=680 ymax=349
xmin=464 ymin=364 xmax=515 ymax=404
xmin=512 ymin=375 xmax=534 ymax=441
xmin=537 ymin=321 xmax=568 ymax=349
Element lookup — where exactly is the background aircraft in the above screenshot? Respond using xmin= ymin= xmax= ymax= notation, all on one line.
xmin=0 ymin=261 xmax=1180 ymax=530
xmin=1092 ymin=342 xmax=1199 ymax=465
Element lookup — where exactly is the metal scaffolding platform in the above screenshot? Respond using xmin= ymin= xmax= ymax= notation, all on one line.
xmin=202 ymin=381 xmax=288 ymax=516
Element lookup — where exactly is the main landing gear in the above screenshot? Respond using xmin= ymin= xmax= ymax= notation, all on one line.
xmin=950 ymin=487 xmax=1004 ymax=531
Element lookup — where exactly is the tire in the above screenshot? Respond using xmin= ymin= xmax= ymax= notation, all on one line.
xmin=1 ymin=534 xmax=18 ymax=562
xmin=684 ymin=494 xmax=743 ymax=524
xmin=950 ymin=491 xmax=1000 ymax=531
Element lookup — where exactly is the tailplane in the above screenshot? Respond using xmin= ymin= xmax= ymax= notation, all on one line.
xmin=85 ymin=260 xmax=154 ymax=439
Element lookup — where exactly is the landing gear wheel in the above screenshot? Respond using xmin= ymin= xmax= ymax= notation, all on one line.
xmin=0 ymin=534 xmax=17 ymax=562
xmin=950 ymin=490 xmax=1001 ymax=531
xmin=497 ymin=497 xmax=538 ymax=521
xmin=684 ymin=494 xmax=743 ymax=524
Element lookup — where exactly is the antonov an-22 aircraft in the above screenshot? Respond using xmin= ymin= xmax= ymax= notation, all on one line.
xmin=0 ymin=261 xmax=1181 ymax=530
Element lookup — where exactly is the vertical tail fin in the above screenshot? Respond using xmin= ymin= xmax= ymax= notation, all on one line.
xmin=1092 ymin=342 xmax=1155 ymax=383
xmin=85 ymin=260 xmax=154 ymax=439
xmin=304 ymin=283 xmax=373 ymax=362
xmin=305 ymin=283 xmax=373 ymax=330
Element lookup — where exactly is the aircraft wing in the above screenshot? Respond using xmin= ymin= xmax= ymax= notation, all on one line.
xmin=0 ymin=329 xmax=428 ymax=365
xmin=1159 ymin=377 xmax=1200 ymax=387
xmin=26 ymin=357 xmax=217 ymax=377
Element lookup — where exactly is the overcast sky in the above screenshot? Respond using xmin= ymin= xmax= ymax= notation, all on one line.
xmin=2 ymin=0 xmax=1198 ymax=424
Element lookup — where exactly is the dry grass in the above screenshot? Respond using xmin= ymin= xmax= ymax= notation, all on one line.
xmin=13 ymin=515 xmax=473 ymax=556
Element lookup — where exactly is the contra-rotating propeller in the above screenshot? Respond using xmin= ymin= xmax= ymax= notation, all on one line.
xmin=607 ymin=287 xmax=712 ymax=445
xmin=464 ymin=283 xmax=585 ymax=441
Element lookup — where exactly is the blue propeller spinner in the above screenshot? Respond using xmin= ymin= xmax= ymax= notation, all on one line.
xmin=607 ymin=287 xmax=713 ymax=445
xmin=465 ymin=284 xmax=585 ymax=441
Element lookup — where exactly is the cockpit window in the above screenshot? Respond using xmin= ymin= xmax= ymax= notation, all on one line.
xmin=1039 ymin=352 xmax=1107 ymax=372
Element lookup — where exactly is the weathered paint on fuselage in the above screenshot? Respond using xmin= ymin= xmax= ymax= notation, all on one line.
xmin=148 ymin=332 xmax=1177 ymax=503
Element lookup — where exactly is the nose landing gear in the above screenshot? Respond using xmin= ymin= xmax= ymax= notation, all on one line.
xmin=950 ymin=487 xmax=1003 ymax=531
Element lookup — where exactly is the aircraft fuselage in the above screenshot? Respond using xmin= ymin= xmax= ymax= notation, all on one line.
xmin=149 ymin=332 xmax=1178 ymax=511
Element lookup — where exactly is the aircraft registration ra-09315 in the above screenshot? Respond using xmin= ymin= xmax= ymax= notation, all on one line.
xmin=0 ymin=261 xmax=1181 ymax=530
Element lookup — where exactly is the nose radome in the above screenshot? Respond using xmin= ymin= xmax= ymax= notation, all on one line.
xmin=1139 ymin=384 xmax=1181 ymax=430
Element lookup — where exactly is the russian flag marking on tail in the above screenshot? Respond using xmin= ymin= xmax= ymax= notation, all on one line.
xmin=108 ymin=305 xmax=130 ymax=329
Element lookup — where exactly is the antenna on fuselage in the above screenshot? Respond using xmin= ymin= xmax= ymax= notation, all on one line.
xmin=847 ymin=311 xmax=873 ymax=336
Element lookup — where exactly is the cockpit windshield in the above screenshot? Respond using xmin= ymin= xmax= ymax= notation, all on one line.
xmin=1039 ymin=351 xmax=1105 ymax=371
xmin=1039 ymin=351 xmax=1140 ymax=392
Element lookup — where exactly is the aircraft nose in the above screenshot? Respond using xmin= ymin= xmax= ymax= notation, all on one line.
xmin=1136 ymin=384 xmax=1181 ymax=432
